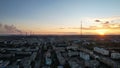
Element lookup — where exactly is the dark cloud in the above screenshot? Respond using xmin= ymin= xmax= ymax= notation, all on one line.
xmin=95 ymin=20 xmax=101 ymax=22
xmin=104 ymin=21 xmax=109 ymax=24
xmin=101 ymin=21 xmax=110 ymax=28
xmin=59 ymin=24 xmax=120 ymax=30
xmin=59 ymin=17 xmax=120 ymax=31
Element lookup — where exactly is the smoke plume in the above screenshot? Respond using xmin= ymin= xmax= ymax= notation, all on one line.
xmin=0 ymin=23 xmax=23 ymax=34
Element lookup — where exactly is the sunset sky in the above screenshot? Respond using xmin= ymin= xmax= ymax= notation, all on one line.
xmin=0 ymin=0 xmax=120 ymax=35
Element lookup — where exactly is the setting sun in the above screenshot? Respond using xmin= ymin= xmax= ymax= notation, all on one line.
xmin=95 ymin=29 xmax=108 ymax=35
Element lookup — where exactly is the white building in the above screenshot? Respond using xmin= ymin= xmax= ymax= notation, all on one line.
xmin=111 ymin=53 xmax=120 ymax=59
xmin=94 ymin=47 xmax=109 ymax=56
xmin=80 ymin=52 xmax=90 ymax=61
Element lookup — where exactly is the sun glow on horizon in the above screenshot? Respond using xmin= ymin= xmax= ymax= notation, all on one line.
xmin=95 ymin=29 xmax=108 ymax=35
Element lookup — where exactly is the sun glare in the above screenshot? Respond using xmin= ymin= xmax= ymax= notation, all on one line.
xmin=95 ymin=29 xmax=107 ymax=35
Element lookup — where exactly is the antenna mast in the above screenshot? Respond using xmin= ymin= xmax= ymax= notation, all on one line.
xmin=81 ymin=21 xmax=82 ymax=38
